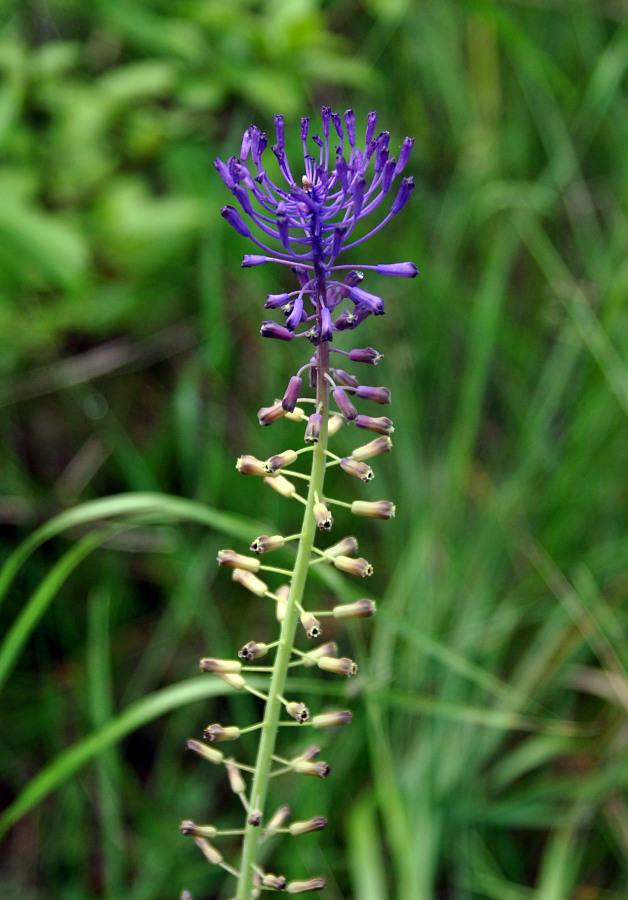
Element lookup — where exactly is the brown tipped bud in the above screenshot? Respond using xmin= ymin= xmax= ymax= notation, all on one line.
xmin=217 ymin=549 xmax=261 ymax=572
xmin=317 ymin=656 xmax=358 ymax=677
xmin=275 ymin=583 xmax=290 ymax=622
xmin=289 ymin=817 xmax=328 ymax=835
xmin=186 ymin=739 xmax=224 ymax=765
xmin=292 ymin=759 xmax=330 ymax=778
xmin=304 ymin=413 xmax=322 ymax=443
xmin=262 ymin=873 xmax=287 ymax=890
xmin=302 ymin=641 xmax=338 ymax=666
xmin=264 ymin=449 xmax=298 ymax=473
xmin=286 ymin=878 xmax=327 ymax=893
xmin=194 ymin=837 xmax=223 ymax=865
xmin=331 ymin=368 xmax=359 ymax=388
xmin=238 ymin=641 xmax=269 ymax=660
xmin=312 ymin=710 xmax=353 ymax=728
xmin=216 ymin=672 xmax=246 ymax=689
xmin=355 ymin=415 xmax=394 ymax=435
xmin=250 ymin=534 xmax=285 ymax=554
xmin=286 ymin=701 xmax=310 ymax=723
xmin=351 ymin=436 xmax=393 ymax=461
xmin=292 ymin=745 xmax=321 ymax=763
xmin=333 ymin=599 xmax=376 ymax=619
xmin=264 ymin=474 xmax=296 ymax=497
xmin=231 ymin=568 xmax=268 ymax=596
xmin=323 ymin=536 xmax=359 ymax=559
xmin=236 ymin=454 xmax=267 ymax=475
xmin=203 ymin=723 xmax=241 ymax=742
xmin=328 ymin=415 xmax=344 ymax=436
xmin=300 ymin=612 xmax=322 ymax=639
xmin=265 ymin=805 xmax=291 ymax=832
xmin=257 ymin=401 xmax=286 ymax=426
xmin=333 ymin=555 xmax=373 ymax=577
xmin=248 ymin=810 xmax=262 ymax=826
xmin=351 ymin=499 xmax=396 ymax=519
xmin=313 ymin=502 xmax=333 ymax=530
xmin=199 ymin=657 xmax=242 ymax=674
xmin=226 ymin=757 xmax=246 ymax=794
xmin=340 ymin=457 xmax=374 ymax=482
xmin=180 ymin=820 xmax=217 ymax=838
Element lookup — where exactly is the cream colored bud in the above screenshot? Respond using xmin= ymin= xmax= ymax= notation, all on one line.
xmin=302 ymin=641 xmax=338 ymax=666
xmin=264 ymin=449 xmax=298 ymax=473
xmin=250 ymin=534 xmax=285 ymax=554
xmin=313 ymin=502 xmax=333 ymax=530
xmin=286 ymin=878 xmax=327 ymax=893
xmin=323 ymin=536 xmax=359 ymax=558
xmin=340 ymin=457 xmax=374 ymax=482
xmin=238 ymin=641 xmax=269 ymax=660
xmin=203 ymin=723 xmax=241 ymax=742
xmin=284 ymin=406 xmax=305 ymax=421
xmin=289 ymin=817 xmax=328 ymax=835
xmin=351 ymin=436 xmax=393 ymax=461
xmin=264 ymin=474 xmax=296 ymax=497
xmin=226 ymin=757 xmax=246 ymax=794
xmin=327 ymin=415 xmax=344 ymax=436
xmin=351 ymin=499 xmax=396 ymax=519
xmin=275 ymin=583 xmax=290 ymax=622
xmin=317 ymin=656 xmax=358 ymax=677
xmin=199 ymin=657 xmax=242 ymax=674
xmin=194 ymin=836 xmax=223 ymax=865
xmin=216 ymin=672 xmax=246 ymax=690
xmin=286 ymin=701 xmax=310 ymax=723
xmin=333 ymin=555 xmax=373 ymax=577
xmin=262 ymin=873 xmax=287 ymax=890
xmin=265 ymin=805 xmax=291 ymax=832
xmin=312 ymin=710 xmax=353 ymax=728
xmin=232 ymin=568 xmax=268 ymax=596
xmin=236 ymin=454 xmax=267 ymax=475
xmin=332 ymin=599 xmax=376 ymax=619
xmin=186 ymin=739 xmax=224 ymax=765
xmin=292 ymin=759 xmax=330 ymax=778
xmin=292 ymin=745 xmax=321 ymax=763
xmin=179 ymin=820 xmax=217 ymax=838
xmin=217 ymin=549 xmax=261 ymax=572
xmin=300 ymin=612 xmax=322 ymax=639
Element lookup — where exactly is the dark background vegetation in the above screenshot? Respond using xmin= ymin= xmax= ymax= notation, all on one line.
xmin=2 ymin=1 xmax=628 ymax=898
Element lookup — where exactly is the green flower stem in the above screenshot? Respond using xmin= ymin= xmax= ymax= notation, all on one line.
xmin=235 ymin=342 xmax=330 ymax=900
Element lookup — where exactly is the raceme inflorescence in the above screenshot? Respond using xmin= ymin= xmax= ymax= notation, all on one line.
xmin=180 ymin=107 xmax=417 ymax=899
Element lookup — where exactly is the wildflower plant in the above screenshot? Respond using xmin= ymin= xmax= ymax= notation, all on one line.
xmin=181 ymin=107 xmax=417 ymax=899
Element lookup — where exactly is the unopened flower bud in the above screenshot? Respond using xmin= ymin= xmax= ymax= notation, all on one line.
xmin=317 ymin=656 xmax=358 ymax=677
xmin=203 ymin=723 xmax=241 ymax=742
xmin=391 ymin=176 xmax=414 ymax=214
xmin=180 ymin=820 xmax=218 ymax=838
xmin=312 ymin=710 xmax=353 ymax=728
xmin=242 ymin=254 xmax=268 ymax=267
xmin=351 ymin=436 xmax=392 ymax=461
xmin=349 ymin=347 xmax=383 ymax=365
xmin=293 ymin=745 xmax=321 ymax=762
xmin=333 ymin=599 xmax=376 ymax=619
xmin=221 ymin=205 xmax=251 ymax=238
xmin=282 ymin=375 xmax=303 ymax=412
xmin=186 ymin=739 xmax=224 ymax=765
xmin=194 ymin=837 xmax=223 ymax=865
xmin=340 ymin=457 xmax=374 ymax=482
xmin=300 ymin=612 xmax=322 ymax=639
xmin=351 ymin=499 xmax=396 ymax=519
xmin=250 ymin=534 xmax=285 ymax=554
xmin=199 ymin=658 xmax=242 ymax=674
xmin=286 ymin=878 xmax=327 ymax=894
xmin=356 ymin=385 xmax=391 ymax=404
xmin=226 ymin=757 xmax=246 ymax=794
xmin=304 ymin=412 xmax=322 ymax=443
xmin=349 ymin=285 xmax=385 ymax=316
xmin=265 ymin=292 xmax=291 ymax=308
xmin=248 ymin=810 xmax=262 ymax=826
xmin=376 ymin=261 xmax=418 ymax=277
xmin=313 ymin=502 xmax=333 ymax=530
xmin=236 ymin=454 xmax=267 ymax=475
xmin=333 ymin=555 xmax=373 ymax=577
xmin=238 ymin=641 xmax=269 ymax=660
xmin=355 ymin=414 xmax=393 ymax=435
xmin=262 ymin=873 xmax=287 ymax=890
xmin=232 ymin=568 xmax=268 ymax=596
xmin=286 ymin=701 xmax=310 ymax=723
xmin=216 ymin=672 xmax=246 ymax=690
xmin=260 ymin=321 xmax=294 ymax=341
xmin=265 ymin=805 xmax=291 ymax=832
xmin=332 ymin=368 xmax=359 ymax=388
xmin=257 ymin=401 xmax=287 ymax=425
xmin=289 ymin=817 xmax=328 ymax=835
xmin=292 ymin=759 xmax=330 ymax=779
xmin=275 ymin=583 xmax=290 ymax=622
xmin=264 ymin=449 xmax=298 ymax=473
xmin=302 ymin=641 xmax=338 ymax=666
xmin=284 ymin=406 xmax=305 ymax=421
xmin=217 ymin=549 xmax=261 ymax=572
xmin=265 ymin=474 xmax=296 ymax=498
xmin=323 ymin=536 xmax=359 ymax=558
xmin=333 ymin=387 xmax=358 ymax=424
xmin=327 ymin=415 xmax=344 ymax=436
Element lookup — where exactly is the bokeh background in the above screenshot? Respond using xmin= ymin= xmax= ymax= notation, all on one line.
xmin=2 ymin=1 xmax=628 ymax=898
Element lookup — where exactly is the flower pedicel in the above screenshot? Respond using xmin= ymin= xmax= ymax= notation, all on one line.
xmin=181 ymin=107 xmax=417 ymax=899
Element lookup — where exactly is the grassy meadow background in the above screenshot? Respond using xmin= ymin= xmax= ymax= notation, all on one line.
xmin=1 ymin=0 xmax=628 ymax=897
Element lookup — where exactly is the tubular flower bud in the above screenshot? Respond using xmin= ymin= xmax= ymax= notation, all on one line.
xmin=349 ymin=285 xmax=385 ymax=316
xmin=282 ymin=375 xmax=303 ymax=412
xmin=312 ymin=710 xmax=353 ymax=728
xmin=232 ymin=568 xmax=269 ymax=596
xmin=186 ymin=739 xmax=224 ymax=765
xmin=284 ymin=406 xmax=305 ymax=421
xmin=221 ymin=205 xmax=251 ymax=238
xmin=355 ymin=385 xmax=391 ymax=404
xmin=275 ymin=583 xmax=290 ymax=622
xmin=300 ymin=611 xmax=322 ymax=639
xmin=217 ymin=549 xmax=261 ymax=572
xmin=226 ymin=757 xmax=246 ymax=794
xmin=351 ymin=499 xmax=396 ymax=519
xmin=333 ymin=555 xmax=374 ymax=577
xmin=250 ymin=534 xmax=285 ymax=554
xmin=332 ymin=368 xmax=360 ymax=388
xmin=242 ymin=255 xmax=267 ymax=267
xmin=355 ymin=414 xmax=394 ymax=435
xmin=291 ymin=759 xmax=330 ymax=779
xmin=260 ymin=321 xmax=294 ymax=341
xmin=349 ymin=347 xmax=383 ymax=365
xmin=293 ymin=745 xmax=321 ymax=763
xmin=286 ymin=701 xmax=310 ymax=724
xmin=264 ymin=474 xmax=296 ymax=498
xmin=203 ymin=724 xmax=242 ymax=742
xmin=289 ymin=817 xmax=328 ymax=835
xmin=180 ymin=820 xmax=217 ymax=838
xmin=262 ymin=873 xmax=287 ymax=890
xmin=238 ymin=640 xmax=269 ymax=660
xmin=286 ymin=879 xmax=327 ymax=894
xmin=257 ymin=400 xmax=287 ymax=425
xmin=265 ymin=292 xmax=291 ymax=308
xmin=236 ymin=454 xmax=267 ymax=475
xmin=302 ymin=641 xmax=339 ymax=666
xmin=194 ymin=837 xmax=223 ymax=866
xmin=313 ymin=502 xmax=333 ymax=530
xmin=216 ymin=672 xmax=246 ymax=689
xmin=340 ymin=457 xmax=374 ymax=482
xmin=264 ymin=449 xmax=298 ymax=473
xmin=248 ymin=810 xmax=262 ymax=826
xmin=317 ymin=656 xmax=358 ymax=677
xmin=265 ymin=805 xmax=291 ymax=833
xmin=327 ymin=415 xmax=344 ymax=436
xmin=333 ymin=599 xmax=376 ymax=618
xmin=323 ymin=535 xmax=359 ymax=558
xmin=199 ymin=658 xmax=242 ymax=674
xmin=351 ymin=436 xmax=393 ymax=461
xmin=333 ymin=387 xmax=358 ymax=424
xmin=375 ymin=261 xmax=418 ymax=277
xmin=304 ymin=413 xmax=322 ymax=443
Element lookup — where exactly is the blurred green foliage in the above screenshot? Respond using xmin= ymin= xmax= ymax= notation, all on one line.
xmin=2 ymin=1 xmax=628 ymax=899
